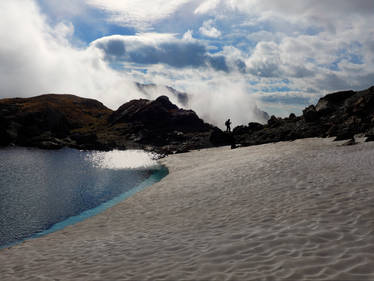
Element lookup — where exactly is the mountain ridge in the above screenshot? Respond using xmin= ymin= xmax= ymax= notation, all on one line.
xmin=1 ymin=85 xmax=374 ymax=154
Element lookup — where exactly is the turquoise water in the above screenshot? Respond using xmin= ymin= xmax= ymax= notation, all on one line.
xmin=0 ymin=147 xmax=168 ymax=248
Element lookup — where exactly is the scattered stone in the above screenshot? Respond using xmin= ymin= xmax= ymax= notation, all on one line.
xmin=341 ymin=138 xmax=357 ymax=146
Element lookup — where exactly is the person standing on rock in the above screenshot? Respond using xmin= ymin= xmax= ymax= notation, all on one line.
xmin=225 ymin=119 xmax=232 ymax=133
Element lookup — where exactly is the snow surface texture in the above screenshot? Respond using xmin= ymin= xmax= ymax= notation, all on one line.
xmin=1 ymin=138 xmax=374 ymax=280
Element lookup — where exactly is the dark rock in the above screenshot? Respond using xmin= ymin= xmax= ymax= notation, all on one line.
xmin=71 ymin=133 xmax=98 ymax=145
xmin=231 ymin=143 xmax=238 ymax=149
xmin=341 ymin=138 xmax=357 ymax=146
xmin=2 ymin=85 xmax=374 ymax=153
xmin=0 ymin=94 xmax=112 ymax=150
xmin=303 ymin=105 xmax=320 ymax=122
xmin=334 ymin=131 xmax=354 ymax=141
xmin=0 ymin=129 xmax=11 ymax=146
xmin=233 ymin=86 xmax=374 ymax=148
xmin=288 ymin=113 xmax=296 ymax=120
xmin=210 ymin=128 xmax=234 ymax=146
xmin=315 ymin=90 xmax=355 ymax=115
xmin=37 ymin=140 xmax=64 ymax=150
xmin=365 ymin=128 xmax=374 ymax=142
xmin=110 ymin=95 xmax=210 ymax=134
xmin=232 ymin=122 xmax=264 ymax=135
xmin=174 ymin=144 xmax=190 ymax=154
xmin=248 ymin=122 xmax=265 ymax=132
xmin=268 ymin=115 xmax=282 ymax=127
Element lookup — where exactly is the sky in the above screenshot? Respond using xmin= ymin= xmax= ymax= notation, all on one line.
xmin=1 ymin=0 xmax=374 ymax=127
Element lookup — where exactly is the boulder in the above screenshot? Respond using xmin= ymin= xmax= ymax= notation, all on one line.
xmin=110 ymin=96 xmax=210 ymax=133
xmin=303 ymin=105 xmax=320 ymax=122
xmin=210 ymin=128 xmax=234 ymax=146
xmin=232 ymin=123 xmax=264 ymax=136
xmin=268 ymin=115 xmax=282 ymax=127
xmin=288 ymin=113 xmax=297 ymax=120
xmin=315 ymin=90 xmax=355 ymax=114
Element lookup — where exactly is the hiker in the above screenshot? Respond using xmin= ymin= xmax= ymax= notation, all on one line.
xmin=225 ymin=119 xmax=231 ymax=132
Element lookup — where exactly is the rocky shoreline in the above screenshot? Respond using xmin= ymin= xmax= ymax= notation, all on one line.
xmin=1 ymin=86 xmax=374 ymax=154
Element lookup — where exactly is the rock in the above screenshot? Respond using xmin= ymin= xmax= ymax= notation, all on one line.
xmin=71 ymin=133 xmax=98 ymax=145
xmin=210 ymin=128 xmax=234 ymax=146
xmin=2 ymin=85 xmax=374 ymax=153
xmin=341 ymin=138 xmax=357 ymax=146
xmin=335 ymin=130 xmax=354 ymax=141
xmin=37 ymin=140 xmax=64 ymax=150
xmin=174 ymin=144 xmax=190 ymax=154
xmin=365 ymin=128 xmax=374 ymax=142
xmin=288 ymin=113 xmax=297 ymax=120
xmin=232 ymin=123 xmax=264 ymax=135
xmin=110 ymin=95 xmax=210 ymax=133
xmin=233 ymin=86 xmax=374 ymax=148
xmin=0 ymin=94 xmax=112 ymax=150
xmin=303 ymin=105 xmax=320 ymax=122
xmin=231 ymin=143 xmax=238 ymax=149
xmin=267 ymin=115 xmax=282 ymax=127
xmin=315 ymin=90 xmax=355 ymax=114
xmin=0 ymin=129 xmax=11 ymax=146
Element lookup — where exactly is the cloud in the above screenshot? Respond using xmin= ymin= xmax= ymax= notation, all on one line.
xmin=245 ymin=0 xmax=374 ymax=19
xmin=3 ymin=0 xmax=374 ymax=126
xmin=0 ymin=0 xmax=269 ymax=128
xmin=37 ymin=0 xmax=87 ymax=19
xmin=194 ymin=0 xmax=220 ymax=14
xmin=196 ymin=0 xmax=374 ymax=22
xmin=199 ymin=19 xmax=222 ymax=38
xmin=86 ymin=0 xmax=192 ymax=30
xmin=0 ymin=0 xmax=143 ymax=109
xmin=92 ymin=33 xmax=234 ymax=72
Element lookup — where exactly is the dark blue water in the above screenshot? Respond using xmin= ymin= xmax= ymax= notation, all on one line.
xmin=0 ymin=147 xmax=167 ymax=248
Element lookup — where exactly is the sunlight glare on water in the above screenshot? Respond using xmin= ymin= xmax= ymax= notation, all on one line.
xmin=86 ymin=150 xmax=159 ymax=170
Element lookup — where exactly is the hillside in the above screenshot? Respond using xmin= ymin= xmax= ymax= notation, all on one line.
xmin=232 ymin=86 xmax=374 ymax=146
xmin=1 ymin=86 xmax=374 ymax=153
xmin=0 ymin=94 xmax=223 ymax=153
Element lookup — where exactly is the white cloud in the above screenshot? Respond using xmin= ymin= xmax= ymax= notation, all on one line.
xmin=0 ymin=0 xmax=268 ymax=127
xmin=3 ymin=0 xmax=374 ymax=124
xmin=0 ymin=0 xmax=142 ymax=109
xmin=38 ymin=0 xmax=87 ymax=19
xmin=90 ymin=33 xmax=240 ymax=72
xmin=194 ymin=0 xmax=220 ymax=15
xmin=137 ymin=66 xmax=265 ymax=127
xmin=199 ymin=19 xmax=222 ymax=38
xmin=86 ymin=0 xmax=192 ymax=29
xmin=182 ymin=30 xmax=194 ymax=41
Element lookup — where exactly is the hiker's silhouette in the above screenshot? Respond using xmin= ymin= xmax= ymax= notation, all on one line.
xmin=225 ymin=119 xmax=231 ymax=132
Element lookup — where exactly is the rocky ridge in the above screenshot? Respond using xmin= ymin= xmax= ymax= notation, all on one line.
xmin=232 ymin=86 xmax=374 ymax=146
xmin=1 ymin=85 xmax=374 ymax=154
xmin=0 ymin=94 xmax=223 ymax=154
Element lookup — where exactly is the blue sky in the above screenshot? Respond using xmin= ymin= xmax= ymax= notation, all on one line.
xmin=1 ymin=0 xmax=374 ymax=126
